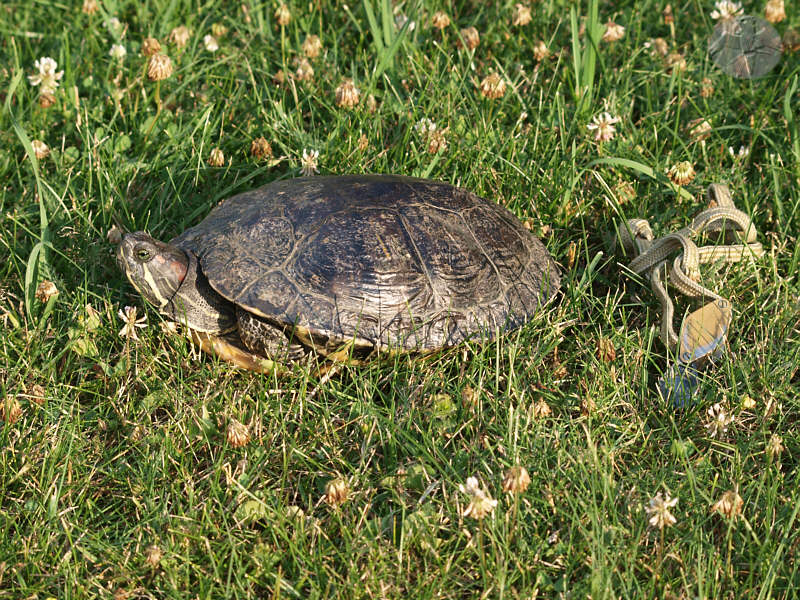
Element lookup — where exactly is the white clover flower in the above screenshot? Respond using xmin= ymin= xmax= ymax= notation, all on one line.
xmin=710 ymin=1 xmax=743 ymax=20
xmin=512 ymin=4 xmax=532 ymax=27
xmin=767 ymin=434 xmax=784 ymax=461
xmin=460 ymin=476 xmax=482 ymax=497
xmin=294 ymin=57 xmax=314 ymax=81
xmin=203 ymin=34 xmax=219 ymax=52
xmin=302 ymin=34 xmax=323 ymax=59
xmin=118 ymin=306 xmax=147 ymax=340
xmin=479 ymin=73 xmax=507 ymax=99
xmin=502 ymin=465 xmax=531 ymax=494
xmin=689 ymin=118 xmax=712 ymax=142
xmin=765 ymin=0 xmax=786 ymax=23
xmin=667 ymin=161 xmax=696 ymax=186
xmin=300 ymin=149 xmax=319 ymax=176
xmin=335 ymin=79 xmax=361 ymax=109
xmin=415 ymin=118 xmax=437 ymax=135
xmin=169 ymin=26 xmax=192 ymax=49
xmin=147 ymin=54 xmax=173 ymax=81
xmin=532 ymin=41 xmax=550 ymax=61
xmin=28 ymin=57 xmax=64 ymax=94
xmin=645 ymin=492 xmax=678 ymax=529
xmin=602 ymin=21 xmax=626 ymax=42
xmin=710 ymin=490 xmax=743 ymax=519
xmin=459 ymin=476 xmax=498 ymax=520
xmin=431 ymin=10 xmax=451 ymax=30
xmin=586 ymin=111 xmax=621 ymax=142
xmin=275 ymin=3 xmax=291 ymax=26
xmin=324 ymin=478 xmax=349 ymax=506
xmin=226 ymin=418 xmax=251 ymax=447
xmin=705 ymin=403 xmax=733 ymax=438
xmin=109 ymin=44 xmax=127 ymax=60
xmin=35 ymin=279 xmax=57 ymax=302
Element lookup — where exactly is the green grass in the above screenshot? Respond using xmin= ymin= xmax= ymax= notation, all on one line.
xmin=1 ymin=0 xmax=799 ymax=597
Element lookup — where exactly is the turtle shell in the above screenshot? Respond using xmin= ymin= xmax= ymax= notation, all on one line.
xmin=172 ymin=175 xmax=560 ymax=353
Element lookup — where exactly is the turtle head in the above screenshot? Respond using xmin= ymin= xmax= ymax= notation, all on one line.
xmin=117 ymin=231 xmax=235 ymax=334
xmin=117 ymin=231 xmax=189 ymax=309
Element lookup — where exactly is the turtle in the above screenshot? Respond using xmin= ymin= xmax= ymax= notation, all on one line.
xmin=117 ymin=174 xmax=560 ymax=372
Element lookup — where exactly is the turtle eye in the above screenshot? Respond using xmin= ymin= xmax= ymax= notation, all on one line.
xmin=134 ymin=246 xmax=153 ymax=262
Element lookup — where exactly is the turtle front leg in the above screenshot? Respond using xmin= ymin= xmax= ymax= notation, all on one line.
xmin=189 ymin=329 xmax=283 ymax=374
xmin=235 ymin=307 xmax=306 ymax=363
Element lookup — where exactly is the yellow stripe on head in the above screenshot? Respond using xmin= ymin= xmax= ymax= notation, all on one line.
xmin=141 ymin=263 xmax=170 ymax=307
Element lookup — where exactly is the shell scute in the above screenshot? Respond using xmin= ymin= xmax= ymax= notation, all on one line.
xmin=464 ymin=205 xmax=530 ymax=282
xmin=399 ymin=205 xmax=501 ymax=309
xmin=238 ymin=271 xmax=298 ymax=319
xmin=287 ymin=208 xmax=429 ymax=316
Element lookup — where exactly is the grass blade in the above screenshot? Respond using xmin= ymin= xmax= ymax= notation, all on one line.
xmin=362 ymin=0 xmax=384 ymax=54
xmin=783 ymin=74 xmax=799 ymax=169
xmin=6 ymin=71 xmax=53 ymax=322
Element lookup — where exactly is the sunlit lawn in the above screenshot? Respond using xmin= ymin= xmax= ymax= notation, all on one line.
xmin=1 ymin=0 xmax=798 ymax=597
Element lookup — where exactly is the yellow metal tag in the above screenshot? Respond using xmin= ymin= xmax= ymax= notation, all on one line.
xmin=678 ymin=299 xmax=732 ymax=365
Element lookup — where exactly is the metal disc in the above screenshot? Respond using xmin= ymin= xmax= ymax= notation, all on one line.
xmin=708 ymin=15 xmax=782 ymax=79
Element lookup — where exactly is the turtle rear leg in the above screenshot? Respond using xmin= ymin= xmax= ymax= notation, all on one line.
xmin=236 ymin=307 xmax=306 ymax=363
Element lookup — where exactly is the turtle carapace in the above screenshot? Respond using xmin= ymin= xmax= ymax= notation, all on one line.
xmin=117 ymin=175 xmax=561 ymax=371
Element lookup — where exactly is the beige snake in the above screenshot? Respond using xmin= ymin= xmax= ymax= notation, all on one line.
xmin=619 ymin=184 xmax=764 ymax=349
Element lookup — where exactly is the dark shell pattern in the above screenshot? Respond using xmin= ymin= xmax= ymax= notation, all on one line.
xmin=172 ymin=175 xmax=560 ymax=352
